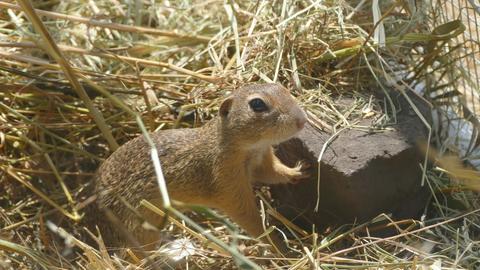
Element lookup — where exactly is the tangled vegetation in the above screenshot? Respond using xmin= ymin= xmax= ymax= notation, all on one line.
xmin=1 ymin=0 xmax=479 ymax=269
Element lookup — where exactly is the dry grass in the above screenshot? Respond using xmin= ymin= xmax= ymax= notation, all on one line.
xmin=1 ymin=0 xmax=479 ymax=269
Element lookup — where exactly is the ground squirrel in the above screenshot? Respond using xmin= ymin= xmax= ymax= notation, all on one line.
xmin=95 ymin=83 xmax=308 ymax=251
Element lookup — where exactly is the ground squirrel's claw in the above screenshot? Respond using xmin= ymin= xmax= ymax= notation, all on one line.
xmin=298 ymin=160 xmax=311 ymax=170
xmin=290 ymin=161 xmax=311 ymax=184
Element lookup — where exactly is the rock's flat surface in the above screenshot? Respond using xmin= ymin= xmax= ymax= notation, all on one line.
xmin=272 ymin=91 xmax=431 ymax=231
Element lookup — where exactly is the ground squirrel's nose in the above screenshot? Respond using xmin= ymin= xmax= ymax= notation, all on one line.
xmin=296 ymin=110 xmax=307 ymax=129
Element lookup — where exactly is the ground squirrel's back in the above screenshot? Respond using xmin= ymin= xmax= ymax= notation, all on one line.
xmin=95 ymin=83 xmax=307 ymax=251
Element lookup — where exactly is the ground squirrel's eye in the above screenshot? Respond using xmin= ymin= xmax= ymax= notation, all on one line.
xmin=249 ymin=98 xmax=268 ymax=112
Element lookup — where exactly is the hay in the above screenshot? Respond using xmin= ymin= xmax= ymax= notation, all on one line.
xmin=1 ymin=0 xmax=479 ymax=269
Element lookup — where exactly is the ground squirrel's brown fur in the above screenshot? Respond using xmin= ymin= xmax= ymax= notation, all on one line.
xmin=95 ymin=83 xmax=308 ymax=251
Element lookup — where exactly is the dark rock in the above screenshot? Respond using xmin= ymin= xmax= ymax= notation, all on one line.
xmin=272 ymin=91 xmax=431 ymax=232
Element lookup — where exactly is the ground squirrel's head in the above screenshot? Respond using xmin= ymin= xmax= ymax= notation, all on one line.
xmin=218 ymin=83 xmax=307 ymax=148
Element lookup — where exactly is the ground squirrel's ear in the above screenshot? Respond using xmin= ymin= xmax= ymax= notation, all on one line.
xmin=219 ymin=97 xmax=233 ymax=117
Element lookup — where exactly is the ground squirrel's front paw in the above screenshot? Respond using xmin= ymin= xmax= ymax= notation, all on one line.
xmin=289 ymin=161 xmax=311 ymax=184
